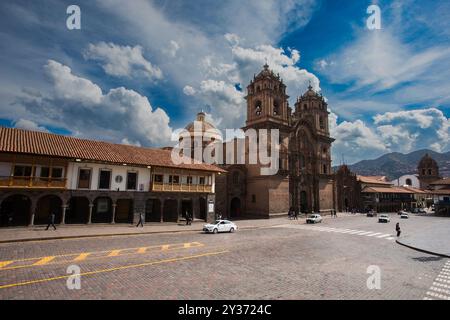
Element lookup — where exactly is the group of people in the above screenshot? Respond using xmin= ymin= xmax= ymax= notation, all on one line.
xmin=288 ymin=207 xmax=299 ymax=220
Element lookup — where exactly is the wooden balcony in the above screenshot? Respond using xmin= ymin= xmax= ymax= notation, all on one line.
xmin=151 ymin=182 xmax=212 ymax=193
xmin=0 ymin=176 xmax=67 ymax=189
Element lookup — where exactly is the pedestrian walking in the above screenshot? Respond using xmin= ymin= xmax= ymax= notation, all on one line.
xmin=45 ymin=212 xmax=57 ymax=230
xmin=186 ymin=211 xmax=192 ymax=226
xmin=136 ymin=212 xmax=145 ymax=227
xmin=396 ymin=222 xmax=401 ymax=237
xmin=294 ymin=209 xmax=299 ymax=220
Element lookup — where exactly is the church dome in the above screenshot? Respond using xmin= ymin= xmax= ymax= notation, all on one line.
xmin=182 ymin=111 xmax=221 ymax=140
xmin=184 ymin=111 xmax=216 ymax=133
xmin=418 ymin=153 xmax=438 ymax=169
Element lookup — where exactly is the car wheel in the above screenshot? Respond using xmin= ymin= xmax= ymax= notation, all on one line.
xmin=230 ymin=227 xmax=235 ymax=233
xmin=213 ymin=228 xmax=218 ymax=234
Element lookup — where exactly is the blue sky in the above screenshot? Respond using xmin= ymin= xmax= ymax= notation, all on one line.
xmin=0 ymin=0 xmax=449 ymax=164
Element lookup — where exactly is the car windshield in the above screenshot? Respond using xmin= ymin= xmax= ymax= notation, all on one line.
xmin=213 ymin=220 xmax=221 ymax=224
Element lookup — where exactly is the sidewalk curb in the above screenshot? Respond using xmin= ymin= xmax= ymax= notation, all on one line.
xmin=396 ymin=239 xmax=450 ymax=258
xmin=0 ymin=224 xmax=280 ymax=244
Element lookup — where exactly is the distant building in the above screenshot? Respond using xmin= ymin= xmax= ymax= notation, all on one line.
xmin=418 ymin=153 xmax=441 ymax=189
xmin=390 ymin=174 xmax=420 ymax=189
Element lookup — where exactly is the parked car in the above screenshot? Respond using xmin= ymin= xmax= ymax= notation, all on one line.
xmin=378 ymin=214 xmax=390 ymax=223
xmin=400 ymin=212 xmax=409 ymax=219
xmin=203 ymin=220 xmax=237 ymax=234
xmin=367 ymin=210 xmax=376 ymax=217
xmin=418 ymin=208 xmax=426 ymax=214
xmin=397 ymin=210 xmax=407 ymax=215
xmin=306 ymin=214 xmax=323 ymax=224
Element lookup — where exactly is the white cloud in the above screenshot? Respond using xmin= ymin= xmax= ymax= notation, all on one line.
xmin=183 ymin=86 xmax=196 ymax=96
xmin=330 ymin=108 xmax=450 ymax=164
xmin=196 ymin=80 xmax=246 ymax=128
xmin=14 ymin=119 xmax=49 ymax=133
xmin=84 ymin=42 xmax=163 ymax=80
xmin=44 ymin=60 xmax=102 ymax=105
xmin=166 ymin=40 xmax=180 ymax=58
xmin=6 ymin=60 xmax=172 ymax=147
xmin=185 ymin=37 xmax=321 ymax=129
xmin=317 ymin=28 xmax=450 ymax=92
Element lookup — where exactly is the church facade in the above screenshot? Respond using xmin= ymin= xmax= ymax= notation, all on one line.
xmin=213 ymin=64 xmax=336 ymax=218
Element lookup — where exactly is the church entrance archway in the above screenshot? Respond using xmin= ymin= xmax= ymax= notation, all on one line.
xmin=230 ymin=197 xmax=241 ymax=218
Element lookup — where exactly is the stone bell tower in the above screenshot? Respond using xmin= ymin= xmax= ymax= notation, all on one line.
xmin=242 ymin=64 xmax=291 ymax=218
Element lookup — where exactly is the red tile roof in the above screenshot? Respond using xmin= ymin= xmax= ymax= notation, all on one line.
xmin=361 ymin=186 xmax=414 ymax=194
xmin=357 ymin=175 xmax=392 ymax=185
xmin=0 ymin=127 xmax=226 ymax=173
xmin=430 ymin=178 xmax=450 ymax=185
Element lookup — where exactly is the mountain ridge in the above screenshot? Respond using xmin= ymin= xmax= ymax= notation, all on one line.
xmin=334 ymin=149 xmax=450 ymax=181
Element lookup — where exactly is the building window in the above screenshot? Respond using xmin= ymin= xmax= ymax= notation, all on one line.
xmin=405 ymin=178 xmax=412 ymax=186
xmin=126 ymin=172 xmax=138 ymax=190
xmin=232 ymin=172 xmax=240 ymax=185
xmin=273 ymin=100 xmax=280 ymax=116
xmin=13 ymin=165 xmax=32 ymax=177
xmin=422 ymin=169 xmax=426 ymax=175
xmin=300 ymin=155 xmax=306 ymax=169
xmin=255 ymin=100 xmax=262 ymax=116
xmin=78 ymin=168 xmax=91 ymax=189
xmin=52 ymin=168 xmax=63 ymax=179
xmin=40 ymin=167 xmax=50 ymax=178
xmin=252 ymin=194 xmax=256 ymax=203
xmin=428 ymin=169 xmax=432 ymax=175
xmin=154 ymin=174 xmax=163 ymax=183
xmin=187 ymin=176 xmax=193 ymax=185
xmin=169 ymin=175 xmax=180 ymax=184
xmin=199 ymin=176 xmax=205 ymax=185
xmin=98 ymin=170 xmax=112 ymax=190
xmin=303 ymin=104 xmax=307 ymax=110
xmin=323 ymin=164 xmax=327 ymax=174
xmin=319 ymin=117 xmax=325 ymax=130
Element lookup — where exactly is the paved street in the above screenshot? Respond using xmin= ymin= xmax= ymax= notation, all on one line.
xmin=0 ymin=214 xmax=448 ymax=300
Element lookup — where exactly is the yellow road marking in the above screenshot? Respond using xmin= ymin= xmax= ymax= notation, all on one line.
xmin=137 ymin=247 xmax=147 ymax=254
xmin=33 ymin=256 xmax=55 ymax=266
xmin=108 ymin=250 xmax=121 ymax=257
xmin=0 ymin=250 xmax=229 ymax=290
xmin=0 ymin=261 xmax=13 ymax=268
xmin=73 ymin=253 xmax=90 ymax=262
xmin=0 ymin=241 xmax=204 ymax=271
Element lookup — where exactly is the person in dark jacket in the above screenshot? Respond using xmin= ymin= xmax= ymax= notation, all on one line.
xmin=396 ymin=223 xmax=401 ymax=237
xmin=185 ymin=211 xmax=191 ymax=225
xmin=136 ymin=212 xmax=145 ymax=227
xmin=46 ymin=212 xmax=57 ymax=230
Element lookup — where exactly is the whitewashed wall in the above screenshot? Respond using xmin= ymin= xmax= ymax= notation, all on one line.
xmin=67 ymin=162 xmax=151 ymax=191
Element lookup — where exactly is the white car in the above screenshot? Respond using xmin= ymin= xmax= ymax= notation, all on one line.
xmin=203 ymin=220 xmax=237 ymax=234
xmin=378 ymin=214 xmax=390 ymax=223
xmin=306 ymin=214 xmax=322 ymax=224
xmin=400 ymin=212 xmax=409 ymax=219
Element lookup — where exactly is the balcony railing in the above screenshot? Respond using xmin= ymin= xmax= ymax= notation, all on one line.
xmin=0 ymin=176 xmax=67 ymax=188
xmin=151 ymin=182 xmax=212 ymax=193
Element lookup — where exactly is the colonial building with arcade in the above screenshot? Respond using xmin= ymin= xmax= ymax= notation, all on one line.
xmin=0 ymin=127 xmax=225 ymax=227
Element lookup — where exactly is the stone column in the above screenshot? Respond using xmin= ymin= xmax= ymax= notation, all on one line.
xmin=177 ymin=198 xmax=182 ymax=223
xmin=111 ymin=203 xmax=117 ymax=224
xmin=160 ymin=199 xmax=164 ymax=223
xmin=29 ymin=201 xmax=37 ymax=227
xmin=87 ymin=203 xmax=93 ymax=224
xmin=61 ymin=205 xmax=67 ymax=225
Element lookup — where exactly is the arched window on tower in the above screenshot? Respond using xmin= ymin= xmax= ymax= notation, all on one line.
xmin=255 ymin=100 xmax=262 ymax=116
xmin=323 ymin=164 xmax=327 ymax=174
xmin=405 ymin=178 xmax=412 ymax=186
xmin=319 ymin=117 xmax=325 ymax=130
xmin=273 ymin=100 xmax=280 ymax=116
